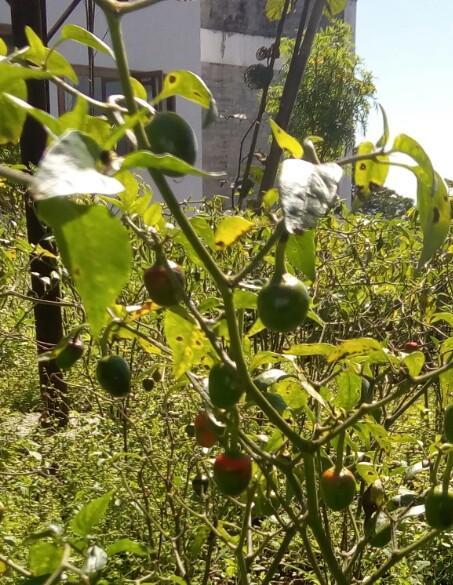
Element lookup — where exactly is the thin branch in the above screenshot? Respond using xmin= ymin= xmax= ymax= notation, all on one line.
xmin=0 ymin=164 xmax=35 ymax=187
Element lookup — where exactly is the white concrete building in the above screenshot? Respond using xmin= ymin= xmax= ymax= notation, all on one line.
xmin=0 ymin=1 xmax=357 ymax=202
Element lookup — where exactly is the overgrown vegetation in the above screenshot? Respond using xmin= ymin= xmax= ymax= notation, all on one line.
xmin=0 ymin=0 xmax=451 ymax=584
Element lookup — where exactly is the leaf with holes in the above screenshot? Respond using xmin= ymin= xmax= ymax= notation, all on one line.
xmin=153 ymin=70 xmax=213 ymax=109
xmin=353 ymin=141 xmax=389 ymax=204
xmin=328 ymin=338 xmax=382 ymax=363
xmin=356 ymin=462 xmax=380 ymax=485
xmin=164 ymin=310 xmax=210 ymax=379
xmin=392 ymin=134 xmax=451 ymax=266
xmin=214 ymin=216 xmax=253 ymax=249
xmin=38 ymin=199 xmax=131 ymax=334
xmin=34 ymin=131 xmax=124 ymax=199
xmin=270 ymin=119 xmax=303 ymax=159
xmin=278 ymin=159 xmax=342 ymax=233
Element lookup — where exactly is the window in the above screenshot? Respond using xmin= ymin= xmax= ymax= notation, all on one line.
xmin=57 ymin=66 xmax=175 ymax=114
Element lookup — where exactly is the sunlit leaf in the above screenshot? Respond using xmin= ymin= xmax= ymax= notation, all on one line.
xmin=60 ymin=24 xmax=115 ymax=59
xmin=274 ymin=378 xmax=306 ymax=410
xmin=353 ymin=141 xmax=389 ymax=207
xmin=328 ymin=338 xmax=382 ymax=363
xmin=38 ymin=199 xmax=131 ymax=334
xmin=335 ymin=369 xmax=361 ymax=410
xmin=5 ymin=93 xmax=61 ymax=135
xmin=286 ymin=231 xmax=316 ymax=281
xmin=71 ymin=491 xmax=114 ymax=537
xmin=107 ymin=539 xmax=147 ymax=557
xmin=356 ymin=463 xmax=379 ymax=486
xmin=122 ymin=150 xmax=223 ymax=178
xmin=114 ymin=325 xmax=162 ymax=355
xmin=214 ymin=216 xmax=253 ymax=249
xmin=265 ymin=0 xmax=289 ymax=21
xmin=325 ymin=0 xmax=348 ymax=16
xmin=0 ymin=37 xmax=7 ymax=56
xmin=34 ymin=131 xmax=124 ymax=199
xmin=164 ymin=310 xmax=210 ymax=379
xmin=285 ymin=343 xmax=335 ymax=357
xmin=0 ymin=81 xmax=27 ymax=144
xmin=402 ymin=351 xmax=425 ymax=377
xmin=24 ymin=26 xmax=77 ymax=82
xmin=262 ymin=188 xmax=279 ymax=210
xmin=278 ymin=159 xmax=343 ymax=233
xmin=233 ymin=290 xmax=258 ymax=309
xmin=28 ymin=543 xmax=63 ymax=576
xmin=153 ymin=70 xmax=213 ymax=109
xmin=392 ymin=134 xmax=451 ymax=266
xmin=270 ymin=119 xmax=303 ymax=159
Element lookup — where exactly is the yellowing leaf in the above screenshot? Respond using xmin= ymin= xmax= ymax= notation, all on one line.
xmin=402 ymin=351 xmax=425 ymax=377
xmin=214 ymin=216 xmax=253 ymax=249
xmin=325 ymin=0 xmax=348 ymax=16
xmin=164 ymin=311 xmax=210 ymax=378
xmin=152 ymin=70 xmax=213 ymax=109
xmin=265 ymin=0 xmax=288 ymax=21
xmin=285 ymin=343 xmax=334 ymax=357
xmin=115 ymin=325 xmax=162 ymax=355
xmin=327 ymin=338 xmax=382 ymax=363
xmin=262 ymin=188 xmax=279 ymax=210
xmin=354 ymin=141 xmax=389 ymax=202
xmin=270 ymin=119 xmax=303 ymax=159
xmin=356 ymin=462 xmax=379 ymax=485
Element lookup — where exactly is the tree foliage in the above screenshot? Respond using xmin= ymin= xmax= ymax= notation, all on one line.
xmin=268 ymin=20 xmax=376 ymax=160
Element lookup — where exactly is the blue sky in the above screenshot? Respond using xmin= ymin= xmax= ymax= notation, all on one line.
xmin=356 ymin=0 xmax=453 ymax=197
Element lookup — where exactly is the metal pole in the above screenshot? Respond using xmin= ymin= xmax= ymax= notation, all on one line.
xmin=10 ymin=0 xmax=69 ymax=427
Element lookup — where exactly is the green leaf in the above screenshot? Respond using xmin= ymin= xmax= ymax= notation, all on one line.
xmin=107 ymin=539 xmax=147 ymax=557
xmin=233 ymin=290 xmax=258 ymax=310
xmin=335 ymin=369 xmax=361 ymax=410
xmin=189 ymin=525 xmax=210 ymax=560
xmin=38 ymin=199 xmax=131 ymax=334
xmin=353 ymin=141 xmax=389 ymax=201
xmin=376 ymin=104 xmax=389 ymax=148
xmin=57 ymin=96 xmax=88 ymax=133
xmin=70 ymin=491 xmax=114 ymax=537
xmin=34 ymin=131 xmax=124 ymax=198
xmin=392 ymin=134 xmax=451 ymax=265
xmin=278 ymin=159 xmax=343 ymax=232
xmin=5 ymin=93 xmax=61 ymax=135
xmin=325 ymin=0 xmax=348 ymax=16
xmin=0 ymin=81 xmax=27 ymax=144
xmin=274 ymin=378 xmax=306 ymax=410
xmin=0 ymin=62 xmax=50 ymax=91
xmin=265 ymin=0 xmax=288 ymax=21
xmin=269 ymin=119 xmax=303 ymax=159
xmin=60 ymin=24 xmax=115 ymax=59
xmin=122 ymin=150 xmax=223 ymax=178
xmin=28 ymin=542 xmax=63 ymax=576
xmin=262 ymin=188 xmax=279 ymax=210
xmin=153 ymin=70 xmax=213 ymax=109
xmin=285 ymin=343 xmax=335 ymax=357
xmin=402 ymin=351 xmax=425 ymax=377
xmin=24 ymin=26 xmax=78 ymax=83
xmin=130 ymin=76 xmax=148 ymax=100
xmin=431 ymin=312 xmax=453 ymax=327
xmin=214 ymin=216 xmax=254 ymax=249
xmin=328 ymin=338 xmax=383 ymax=363
xmin=0 ymin=37 xmax=7 ymax=56
xmin=356 ymin=462 xmax=379 ymax=485
xmin=190 ymin=216 xmax=215 ymax=249
xmin=286 ymin=231 xmax=316 ymax=281
xmin=164 ymin=310 xmax=210 ymax=379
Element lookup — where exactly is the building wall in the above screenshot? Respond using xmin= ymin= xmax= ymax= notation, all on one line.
xmin=201 ymin=0 xmax=357 ymax=203
xmin=0 ymin=0 xmax=202 ymax=202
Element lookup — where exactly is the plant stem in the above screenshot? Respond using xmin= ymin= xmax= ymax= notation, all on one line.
xmin=303 ymin=453 xmax=348 ymax=585
xmin=443 ymin=450 xmax=453 ymax=492
xmin=335 ymin=429 xmax=346 ymax=474
xmin=261 ymin=526 xmax=297 ymax=585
